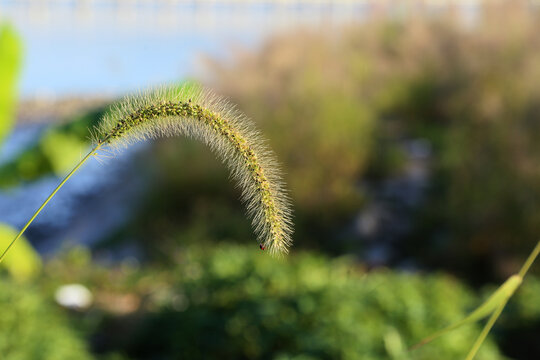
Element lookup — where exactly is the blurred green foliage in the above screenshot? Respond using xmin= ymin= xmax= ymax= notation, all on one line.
xmin=0 ymin=23 xmax=22 ymax=143
xmin=2 ymin=5 xmax=540 ymax=358
xmin=129 ymin=246 xmax=501 ymax=359
xmin=43 ymin=244 xmax=503 ymax=360
xmin=368 ymin=8 xmax=540 ymax=279
xmin=0 ymin=223 xmax=41 ymax=281
xmin=0 ymin=276 xmax=92 ymax=359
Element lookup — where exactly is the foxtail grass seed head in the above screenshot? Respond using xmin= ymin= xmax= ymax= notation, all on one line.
xmin=93 ymin=85 xmax=293 ymax=255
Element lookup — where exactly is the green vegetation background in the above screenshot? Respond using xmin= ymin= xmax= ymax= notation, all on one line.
xmin=2 ymin=5 xmax=540 ymax=360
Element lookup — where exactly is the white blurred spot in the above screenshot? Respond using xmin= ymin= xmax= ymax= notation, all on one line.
xmin=55 ymin=284 xmax=93 ymax=310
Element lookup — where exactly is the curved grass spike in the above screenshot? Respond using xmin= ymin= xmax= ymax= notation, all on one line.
xmin=0 ymin=85 xmax=293 ymax=262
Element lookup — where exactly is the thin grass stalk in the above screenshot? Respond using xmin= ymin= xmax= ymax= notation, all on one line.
xmin=0 ymin=144 xmax=101 ymax=263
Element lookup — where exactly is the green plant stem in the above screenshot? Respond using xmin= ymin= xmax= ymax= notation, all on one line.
xmin=518 ymin=240 xmax=540 ymax=278
xmin=465 ymin=299 xmax=508 ymax=360
xmin=0 ymin=144 xmax=101 ymax=263
xmin=465 ymin=239 xmax=540 ymax=360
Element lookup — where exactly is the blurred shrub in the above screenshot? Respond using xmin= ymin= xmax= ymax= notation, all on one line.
xmin=0 ymin=276 xmax=92 ymax=359
xmin=369 ymin=6 xmax=540 ymax=277
xmin=0 ymin=23 xmax=22 ymax=143
xmin=43 ymin=248 xmax=540 ymax=359
xmin=112 ymin=244 xmax=501 ymax=360
xmin=0 ymin=223 xmax=41 ymax=281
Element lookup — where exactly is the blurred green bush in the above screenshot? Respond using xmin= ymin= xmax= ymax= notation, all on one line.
xmin=131 ymin=245 xmax=505 ymax=359
xmin=0 ymin=276 xmax=92 ymax=359
xmin=131 ymin=247 xmax=499 ymax=359
xmin=16 ymin=243 xmax=540 ymax=360
xmin=50 ymin=244 xmax=502 ymax=360
xmin=370 ymin=7 xmax=540 ymax=279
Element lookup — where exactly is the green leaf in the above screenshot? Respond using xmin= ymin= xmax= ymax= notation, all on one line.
xmin=0 ymin=223 xmax=42 ymax=281
xmin=0 ymin=23 xmax=22 ymax=143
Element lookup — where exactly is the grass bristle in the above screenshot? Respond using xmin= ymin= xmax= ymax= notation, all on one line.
xmin=93 ymin=84 xmax=293 ymax=255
